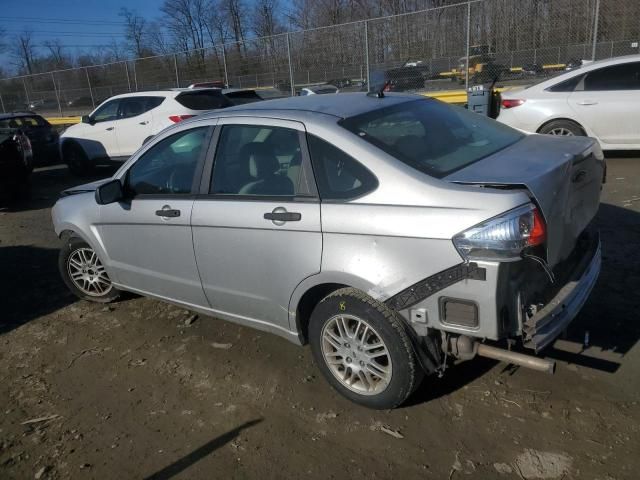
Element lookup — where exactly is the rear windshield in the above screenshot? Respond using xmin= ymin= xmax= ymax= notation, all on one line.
xmin=224 ymin=90 xmax=263 ymax=105
xmin=339 ymin=99 xmax=523 ymax=178
xmin=0 ymin=115 xmax=49 ymax=128
xmin=175 ymin=90 xmax=232 ymax=110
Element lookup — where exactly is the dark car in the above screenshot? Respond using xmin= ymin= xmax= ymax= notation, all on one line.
xmin=383 ymin=66 xmax=429 ymax=91
xmin=0 ymin=127 xmax=33 ymax=200
xmin=0 ymin=113 xmax=59 ymax=165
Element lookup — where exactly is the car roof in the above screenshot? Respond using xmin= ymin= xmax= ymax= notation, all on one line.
xmin=524 ymin=54 xmax=640 ymax=92
xmin=198 ymin=92 xmax=419 ymax=122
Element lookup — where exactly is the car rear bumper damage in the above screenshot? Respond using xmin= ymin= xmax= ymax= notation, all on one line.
xmin=522 ymin=232 xmax=601 ymax=352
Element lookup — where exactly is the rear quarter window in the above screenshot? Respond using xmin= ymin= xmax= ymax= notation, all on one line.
xmin=176 ymin=91 xmax=232 ymax=110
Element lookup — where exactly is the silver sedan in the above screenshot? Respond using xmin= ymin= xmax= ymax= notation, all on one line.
xmin=52 ymin=93 xmax=604 ymax=409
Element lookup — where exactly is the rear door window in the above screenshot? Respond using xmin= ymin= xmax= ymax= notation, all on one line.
xmin=583 ymin=62 xmax=640 ymax=91
xmin=176 ymin=91 xmax=232 ymax=110
xmin=118 ymin=96 xmax=165 ymax=119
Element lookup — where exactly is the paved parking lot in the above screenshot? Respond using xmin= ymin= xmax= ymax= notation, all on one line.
xmin=1 ymin=156 xmax=639 ymax=480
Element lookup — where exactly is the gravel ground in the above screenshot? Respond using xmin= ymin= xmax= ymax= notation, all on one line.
xmin=1 ymin=156 xmax=639 ymax=480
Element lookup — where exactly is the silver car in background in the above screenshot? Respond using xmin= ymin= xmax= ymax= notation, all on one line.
xmin=52 ymin=93 xmax=604 ymax=409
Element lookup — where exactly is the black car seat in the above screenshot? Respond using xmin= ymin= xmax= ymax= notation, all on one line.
xmin=239 ymin=144 xmax=294 ymax=196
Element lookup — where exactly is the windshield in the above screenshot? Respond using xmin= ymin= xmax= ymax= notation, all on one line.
xmin=339 ymin=99 xmax=523 ymax=178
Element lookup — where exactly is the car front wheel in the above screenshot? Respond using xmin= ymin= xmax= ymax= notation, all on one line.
xmin=539 ymin=119 xmax=584 ymax=137
xmin=309 ymin=288 xmax=421 ymax=409
xmin=59 ymin=236 xmax=120 ymax=303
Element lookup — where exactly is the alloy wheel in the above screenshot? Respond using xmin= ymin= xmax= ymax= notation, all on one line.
xmin=548 ymin=127 xmax=574 ymax=136
xmin=320 ymin=314 xmax=392 ymax=395
xmin=67 ymin=247 xmax=113 ymax=296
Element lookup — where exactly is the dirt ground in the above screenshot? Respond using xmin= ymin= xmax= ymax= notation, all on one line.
xmin=1 ymin=156 xmax=639 ymax=480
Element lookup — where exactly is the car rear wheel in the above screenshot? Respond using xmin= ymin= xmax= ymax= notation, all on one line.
xmin=539 ymin=119 xmax=584 ymax=137
xmin=64 ymin=143 xmax=93 ymax=176
xmin=309 ymin=288 xmax=421 ymax=409
xmin=59 ymin=236 xmax=120 ymax=303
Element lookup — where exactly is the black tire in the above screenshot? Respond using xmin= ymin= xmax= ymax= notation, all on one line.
xmin=64 ymin=142 xmax=94 ymax=176
xmin=58 ymin=236 xmax=120 ymax=303
xmin=309 ymin=287 xmax=421 ymax=409
xmin=538 ymin=119 xmax=584 ymax=137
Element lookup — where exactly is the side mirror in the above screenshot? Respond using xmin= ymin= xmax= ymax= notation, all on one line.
xmin=95 ymin=179 xmax=123 ymax=205
xmin=81 ymin=115 xmax=95 ymax=125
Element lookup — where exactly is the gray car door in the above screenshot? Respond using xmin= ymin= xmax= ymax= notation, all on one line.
xmin=191 ymin=117 xmax=322 ymax=334
xmin=97 ymin=125 xmax=213 ymax=307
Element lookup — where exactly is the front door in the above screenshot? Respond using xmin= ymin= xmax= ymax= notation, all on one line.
xmin=79 ymin=98 xmax=120 ymax=159
xmin=97 ymin=125 xmax=213 ymax=308
xmin=191 ymin=119 xmax=322 ymax=333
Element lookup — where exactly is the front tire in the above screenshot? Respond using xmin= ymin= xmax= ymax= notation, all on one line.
xmin=309 ymin=288 xmax=421 ymax=409
xmin=64 ymin=142 xmax=93 ymax=176
xmin=59 ymin=236 xmax=120 ymax=303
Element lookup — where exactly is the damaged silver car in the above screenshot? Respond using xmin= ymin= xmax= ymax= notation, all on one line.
xmin=52 ymin=93 xmax=604 ymax=409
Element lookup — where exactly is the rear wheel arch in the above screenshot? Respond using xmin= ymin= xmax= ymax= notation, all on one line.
xmin=537 ymin=117 xmax=586 ymax=136
xmin=295 ymin=283 xmax=348 ymax=344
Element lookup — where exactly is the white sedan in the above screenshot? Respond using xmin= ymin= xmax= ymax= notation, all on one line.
xmin=497 ymin=55 xmax=640 ymax=150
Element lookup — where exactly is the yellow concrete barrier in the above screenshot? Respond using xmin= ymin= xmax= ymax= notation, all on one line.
xmin=47 ymin=116 xmax=81 ymax=125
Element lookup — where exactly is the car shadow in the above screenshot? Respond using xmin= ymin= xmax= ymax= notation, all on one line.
xmin=0 ymin=164 xmax=118 ymax=213
xmin=143 ymin=419 xmax=263 ymax=480
xmin=407 ymin=201 xmax=640 ymax=406
xmin=0 ymin=245 xmax=76 ymax=335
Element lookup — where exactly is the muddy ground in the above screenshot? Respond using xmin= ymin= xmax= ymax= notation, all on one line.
xmin=1 ymin=156 xmax=639 ymax=480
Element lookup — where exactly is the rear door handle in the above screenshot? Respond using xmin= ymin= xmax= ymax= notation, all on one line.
xmin=139 ymin=121 xmax=149 ymax=125
xmin=155 ymin=208 xmax=181 ymax=218
xmin=106 ymin=127 xmax=114 ymax=131
xmin=264 ymin=210 xmax=301 ymax=222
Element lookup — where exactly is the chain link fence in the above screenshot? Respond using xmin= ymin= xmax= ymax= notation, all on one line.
xmin=0 ymin=0 xmax=638 ymax=117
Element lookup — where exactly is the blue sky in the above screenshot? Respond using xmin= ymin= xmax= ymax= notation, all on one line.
xmin=1 ymin=0 xmax=162 ymax=68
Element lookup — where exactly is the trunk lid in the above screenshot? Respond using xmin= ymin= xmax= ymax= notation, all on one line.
xmin=446 ymin=134 xmax=604 ymax=266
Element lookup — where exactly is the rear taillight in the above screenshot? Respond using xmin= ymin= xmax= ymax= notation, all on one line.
xmin=453 ymin=204 xmax=546 ymax=262
xmin=501 ymin=99 xmax=525 ymax=109
xmin=169 ymin=115 xmax=195 ymax=123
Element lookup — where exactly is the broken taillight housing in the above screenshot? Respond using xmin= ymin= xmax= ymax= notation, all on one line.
xmin=453 ymin=204 xmax=546 ymax=261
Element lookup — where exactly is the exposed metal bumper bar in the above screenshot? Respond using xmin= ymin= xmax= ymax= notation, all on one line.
xmin=524 ymin=235 xmax=601 ymax=352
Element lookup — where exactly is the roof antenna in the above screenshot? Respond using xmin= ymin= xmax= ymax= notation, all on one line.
xmin=367 ymin=57 xmax=411 ymax=98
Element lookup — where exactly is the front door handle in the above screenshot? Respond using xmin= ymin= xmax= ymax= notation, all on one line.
xmin=106 ymin=126 xmax=115 ymax=131
xmin=264 ymin=207 xmax=301 ymax=224
xmin=155 ymin=207 xmax=181 ymax=218
xmin=577 ymin=100 xmax=598 ymax=105
xmin=139 ymin=121 xmax=149 ymax=125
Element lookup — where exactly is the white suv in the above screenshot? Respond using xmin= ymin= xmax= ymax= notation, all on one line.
xmin=60 ymin=89 xmax=232 ymax=175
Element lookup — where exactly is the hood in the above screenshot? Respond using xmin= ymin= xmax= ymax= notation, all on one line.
xmin=447 ymin=134 xmax=604 ymax=266
xmin=62 ymin=178 xmax=112 ymax=196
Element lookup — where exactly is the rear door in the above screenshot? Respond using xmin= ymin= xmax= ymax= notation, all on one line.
xmin=98 ymin=124 xmax=213 ymax=307
xmin=568 ymin=61 xmax=640 ymax=145
xmin=115 ymin=96 xmax=164 ymax=156
xmin=191 ymin=118 xmax=321 ymax=333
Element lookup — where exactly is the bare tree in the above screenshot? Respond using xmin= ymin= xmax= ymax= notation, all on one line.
xmin=43 ymin=39 xmax=68 ymax=68
xmin=120 ymin=8 xmax=150 ymax=57
xmin=253 ymin=0 xmax=285 ymax=38
xmin=12 ymin=30 xmax=37 ymax=74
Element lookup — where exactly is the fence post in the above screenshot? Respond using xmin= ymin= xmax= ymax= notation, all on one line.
xmin=51 ymin=73 xmax=62 ymax=116
xmin=85 ymin=67 xmax=95 ymax=109
xmin=133 ymin=60 xmax=139 ymax=91
xmin=174 ymin=54 xmax=180 ymax=87
xmin=364 ymin=21 xmax=370 ymax=89
xmin=286 ymin=33 xmax=295 ymax=96
xmin=221 ymin=46 xmax=229 ymax=87
xmin=22 ymin=78 xmax=30 ymax=106
xmin=0 ymin=91 xmax=5 ymax=113
xmin=591 ymin=0 xmax=600 ymax=60
xmin=464 ymin=1 xmax=471 ymax=90
xmin=125 ymin=61 xmax=132 ymax=92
